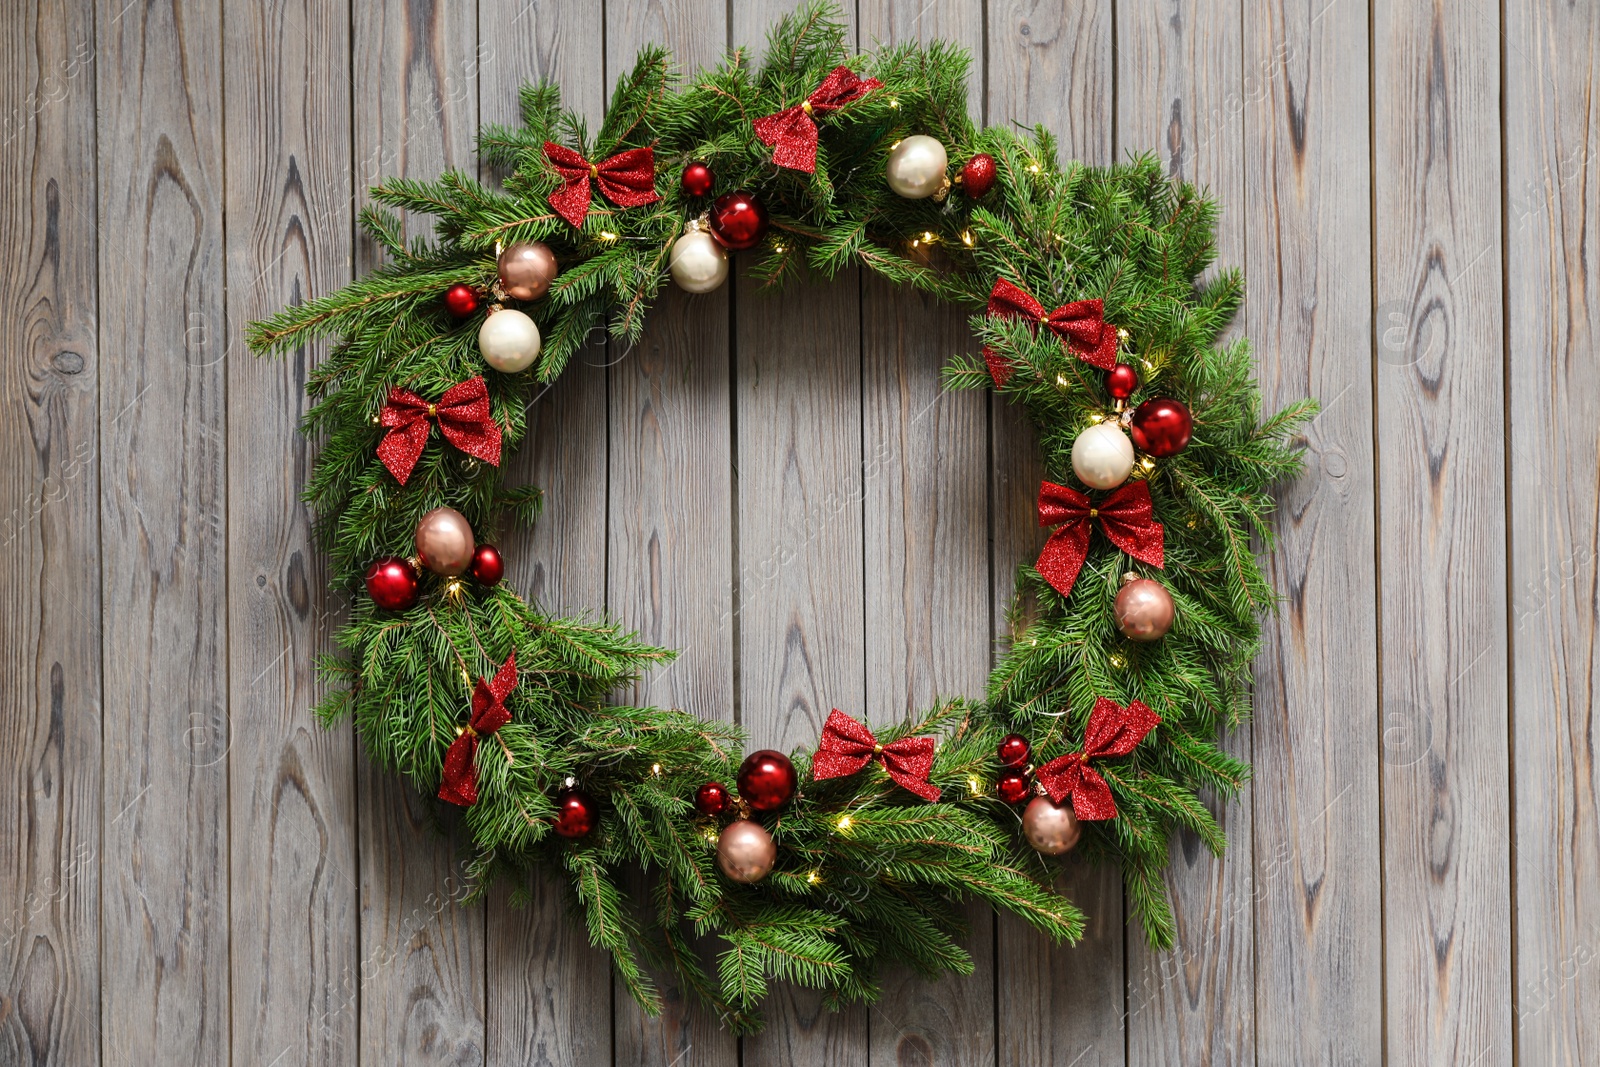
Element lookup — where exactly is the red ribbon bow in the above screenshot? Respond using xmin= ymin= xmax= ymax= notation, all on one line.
xmin=1036 ymin=480 xmax=1164 ymax=598
xmin=438 ymin=653 xmax=517 ymax=807
xmin=812 ymin=708 xmax=940 ymax=801
xmin=981 ymin=278 xmax=1120 ymax=386
xmin=542 ymin=141 xmax=660 ymax=228
xmin=752 ymin=65 xmax=883 ymax=173
xmin=1035 ymin=696 xmax=1161 ymax=820
xmin=376 ymin=376 xmax=502 ymax=486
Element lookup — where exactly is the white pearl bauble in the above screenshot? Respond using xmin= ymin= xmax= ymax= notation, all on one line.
xmin=885 ymin=134 xmax=949 ymax=199
xmin=1071 ymin=421 xmax=1136 ymax=490
xmin=477 ymin=308 xmax=541 ymax=373
xmin=669 ymin=230 xmax=729 ymax=293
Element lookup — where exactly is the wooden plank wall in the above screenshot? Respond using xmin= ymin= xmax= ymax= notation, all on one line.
xmin=2 ymin=0 xmax=1597 ymax=1064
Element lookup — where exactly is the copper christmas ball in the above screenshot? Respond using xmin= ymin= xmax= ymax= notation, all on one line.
xmin=716 ymin=819 xmax=776 ymax=883
xmin=1022 ymin=795 xmax=1082 ymax=855
xmin=469 ymin=543 xmax=505 ymax=586
xmin=737 ymin=749 xmax=797 ymax=812
xmin=497 ymin=241 xmax=558 ymax=301
xmin=694 ymin=781 xmax=730 ymax=816
xmin=552 ymin=787 xmax=599 ymax=838
xmin=1114 ymin=574 xmax=1175 ymax=642
xmin=364 ymin=556 xmax=420 ymax=611
xmin=1128 ymin=397 xmax=1194 ymax=457
xmin=414 ymin=506 xmax=475 ymax=576
xmin=708 ymin=191 xmax=769 ymax=251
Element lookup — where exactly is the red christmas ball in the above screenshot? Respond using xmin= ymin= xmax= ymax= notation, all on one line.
xmin=681 ymin=161 xmax=715 ymax=197
xmin=552 ymin=787 xmax=599 ymax=838
xmin=1128 ymin=398 xmax=1194 ymax=457
xmin=709 ymin=191 xmax=769 ymax=251
xmin=997 ymin=771 xmax=1032 ymax=805
xmin=736 ymin=749 xmax=797 ymax=812
xmin=694 ymin=781 xmax=730 ymax=816
xmin=1106 ymin=362 xmax=1140 ymax=400
xmin=364 ymin=556 xmax=420 ymax=611
xmin=960 ymin=153 xmax=997 ymax=198
xmin=997 ymin=733 xmax=1030 ymax=768
xmin=469 ymin=544 xmax=504 ymax=587
xmin=443 ymin=283 xmax=480 ymax=319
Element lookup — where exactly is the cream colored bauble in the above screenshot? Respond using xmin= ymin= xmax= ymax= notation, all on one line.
xmin=477 ymin=307 xmax=541 ymax=373
xmin=669 ymin=230 xmax=729 ymax=294
xmin=1071 ymin=421 xmax=1136 ymax=490
xmin=885 ymin=134 xmax=949 ymax=199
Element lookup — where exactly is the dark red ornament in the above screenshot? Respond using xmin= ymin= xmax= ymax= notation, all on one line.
xmin=469 ymin=544 xmax=505 ymax=587
xmin=681 ymin=161 xmax=715 ymax=197
xmin=737 ymin=749 xmax=797 ymax=812
xmin=709 ymin=191 xmax=769 ymax=251
xmin=960 ymin=153 xmax=997 ymax=198
xmin=997 ymin=771 xmax=1032 ymax=804
xmin=1106 ymin=362 xmax=1140 ymax=400
xmin=1128 ymin=398 xmax=1194 ymax=457
xmin=443 ymin=283 xmax=479 ymax=319
xmin=997 ymin=733 xmax=1031 ymax=768
xmin=552 ymin=787 xmax=599 ymax=838
xmin=695 ymin=781 xmax=730 ymax=816
xmin=364 ymin=556 xmax=420 ymax=611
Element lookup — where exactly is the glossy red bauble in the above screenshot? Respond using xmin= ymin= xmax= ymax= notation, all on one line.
xmin=1128 ymin=397 xmax=1194 ymax=457
xmin=443 ymin=283 xmax=480 ymax=319
xmin=552 ymin=787 xmax=599 ymax=838
xmin=364 ymin=556 xmax=420 ymax=611
xmin=997 ymin=771 xmax=1032 ymax=805
xmin=694 ymin=781 xmax=730 ymax=816
xmin=960 ymin=153 xmax=997 ymax=198
xmin=469 ymin=544 xmax=505 ymax=587
xmin=681 ymin=161 xmax=715 ymax=197
xmin=997 ymin=733 xmax=1031 ymax=768
xmin=709 ymin=191 xmax=769 ymax=251
xmin=1106 ymin=362 xmax=1140 ymax=400
xmin=736 ymin=749 xmax=797 ymax=812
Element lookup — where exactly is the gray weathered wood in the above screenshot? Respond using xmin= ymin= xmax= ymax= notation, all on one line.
xmin=1243 ymin=0 xmax=1384 ymax=1063
xmin=1118 ymin=3 xmax=1254 ymax=1063
xmin=0 ymin=1 xmax=100 ymax=1064
xmin=1506 ymin=0 xmax=1600 ymax=1062
xmin=348 ymin=0 xmax=488 ymax=1061
xmin=223 ymin=0 xmax=361 ymax=1064
xmin=1374 ymin=0 xmax=1511 ymax=1063
xmin=987 ymin=3 xmax=1125 ymax=1065
xmin=479 ymin=3 xmax=613 ymax=1065
xmin=95 ymin=0 xmax=230 ymax=1061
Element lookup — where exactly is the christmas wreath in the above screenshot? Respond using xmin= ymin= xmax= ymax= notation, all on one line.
xmin=249 ymin=2 xmax=1314 ymax=1032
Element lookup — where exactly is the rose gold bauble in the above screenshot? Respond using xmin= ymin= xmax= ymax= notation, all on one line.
xmin=414 ymin=506 xmax=475 ymax=576
xmin=1022 ymin=795 xmax=1082 ymax=855
xmin=497 ymin=241 xmax=558 ymax=301
xmin=1113 ymin=573 xmax=1175 ymax=642
xmin=716 ymin=819 xmax=777 ymax=883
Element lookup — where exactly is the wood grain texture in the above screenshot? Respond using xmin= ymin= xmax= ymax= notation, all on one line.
xmin=1243 ymin=0 xmax=1383 ymax=1063
xmin=1506 ymin=1 xmax=1600 ymax=1062
xmin=348 ymin=0 xmax=487 ymax=1062
xmin=222 ymin=0 xmax=361 ymax=1063
xmin=855 ymin=3 xmax=995 ymax=1064
xmin=1373 ymin=0 xmax=1511 ymax=1063
xmin=1118 ymin=3 xmax=1253 ymax=1064
xmin=987 ymin=3 xmax=1124 ymax=1065
xmin=479 ymin=3 xmax=614 ymax=1065
xmin=0 ymin=1 xmax=100 ymax=1064
xmin=95 ymin=0 xmax=230 ymax=1061
xmin=604 ymin=1 xmax=740 ymax=1063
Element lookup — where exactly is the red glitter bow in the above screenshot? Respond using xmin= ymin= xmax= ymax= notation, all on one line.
xmin=542 ymin=141 xmax=660 ymax=228
xmin=438 ymin=653 xmax=517 ymax=807
xmin=376 ymin=376 xmax=502 ymax=486
xmin=752 ymin=65 xmax=883 ymax=173
xmin=1035 ymin=696 xmax=1161 ymax=820
xmin=812 ymin=708 xmax=940 ymax=801
xmin=1036 ymin=480 xmax=1164 ymax=598
xmin=981 ymin=278 xmax=1120 ymax=386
